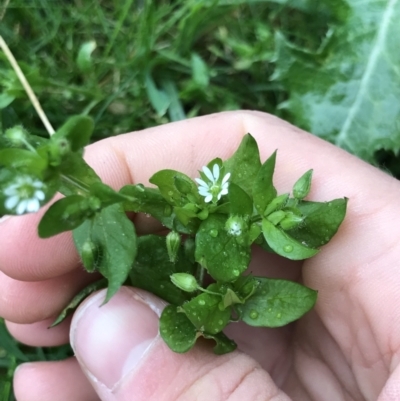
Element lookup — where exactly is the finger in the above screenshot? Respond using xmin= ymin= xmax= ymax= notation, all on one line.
xmin=5 ymin=316 xmax=71 ymax=347
xmin=0 ymin=269 xmax=99 ymax=323
xmin=1 ymin=110 xmax=392 ymax=282
xmin=14 ymin=358 xmax=100 ymax=401
xmin=70 ymin=287 xmax=291 ymax=401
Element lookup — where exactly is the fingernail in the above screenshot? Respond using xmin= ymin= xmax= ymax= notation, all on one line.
xmin=70 ymin=287 xmax=166 ymax=390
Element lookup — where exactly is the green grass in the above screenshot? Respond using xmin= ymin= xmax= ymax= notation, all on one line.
xmin=0 ymin=0 xmax=334 ymax=139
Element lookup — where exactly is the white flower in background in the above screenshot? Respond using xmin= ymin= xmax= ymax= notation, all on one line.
xmin=195 ymin=164 xmax=230 ymax=203
xmin=4 ymin=176 xmax=45 ymax=215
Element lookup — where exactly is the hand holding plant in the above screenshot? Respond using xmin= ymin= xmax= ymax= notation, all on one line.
xmin=2 ymin=111 xmax=400 ymax=400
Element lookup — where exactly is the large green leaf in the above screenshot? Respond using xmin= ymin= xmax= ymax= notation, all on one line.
xmin=73 ymin=204 xmax=137 ymax=302
xmin=129 ymin=235 xmax=196 ymax=305
xmin=237 ymin=277 xmax=317 ymax=327
xmin=274 ymin=0 xmax=400 ymax=162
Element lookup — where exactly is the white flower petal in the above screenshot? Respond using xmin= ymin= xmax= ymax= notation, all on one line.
xmin=5 ymin=195 xmax=20 ymax=210
xmin=222 ymin=173 xmax=231 ymax=185
xmin=198 ymin=188 xmax=211 ymax=196
xmin=4 ymin=186 xmax=18 ymax=196
xmin=202 ymin=166 xmax=215 ymax=182
xmin=195 ymin=178 xmax=209 ymax=187
xmin=35 ymin=190 xmax=45 ymax=200
xmin=16 ymin=200 xmax=28 ymax=215
xmin=212 ymin=164 xmax=220 ymax=181
xmin=26 ymin=198 xmax=40 ymax=212
xmin=220 ymin=188 xmax=228 ymax=196
xmin=32 ymin=180 xmax=44 ymax=189
xmin=204 ymin=194 xmax=213 ymax=203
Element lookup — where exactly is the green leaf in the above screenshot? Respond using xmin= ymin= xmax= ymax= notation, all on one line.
xmin=161 ymin=79 xmax=186 ymax=121
xmin=149 ymin=169 xmax=197 ymax=206
xmin=58 ymin=153 xmax=101 ymax=197
xmin=182 ymin=284 xmax=231 ymax=334
xmin=237 ymin=277 xmax=317 ymax=327
xmin=224 ymin=134 xmax=261 ymax=196
xmin=191 ymin=53 xmax=209 ymax=87
xmin=262 ymin=218 xmax=319 ymax=260
xmin=76 ymin=40 xmax=97 ymax=73
xmin=0 ymin=93 xmax=14 ymax=109
xmin=274 ymin=0 xmax=400 ymax=162
xmin=129 ymin=235 xmax=196 ymax=305
xmin=52 ymin=115 xmax=94 ymax=152
xmin=195 ymin=214 xmax=251 ymax=282
xmin=160 ymin=305 xmax=198 ymax=353
xmin=90 ymin=182 xmax=127 ymax=206
xmin=203 ymin=332 xmax=237 ymax=355
xmin=293 ymin=169 xmax=313 ymax=200
xmin=38 ymin=195 xmax=90 ymax=238
xmin=51 ymin=279 xmax=107 ymax=327
xmin=228 ymin=182 xmax=253 ymax=216
xmin=253 ymin=151 xmax=277 ymax=215
xmin=73 ymin=204 xmax=137 ymax=302
xmin=145 ymin=73 xmax=170 ymax=117
xmin=0 ymin=148 xmax=47 ymax=174
xmin=287 ymin=198 xmax=347 ymax=248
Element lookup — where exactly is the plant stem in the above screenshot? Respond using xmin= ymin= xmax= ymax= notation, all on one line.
xmin=0 ymin=35 xmax=55 ymax=136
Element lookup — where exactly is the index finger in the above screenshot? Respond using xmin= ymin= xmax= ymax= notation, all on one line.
xmin=0 ymin=110 xmax=395 ymax=281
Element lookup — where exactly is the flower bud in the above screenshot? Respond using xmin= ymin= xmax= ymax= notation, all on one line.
xmin=293 ymin=169 xmax=313 ymax=200
xmin=166 ymin=231 xmax=181 ymax=262
xmin=264 ymin=193 xmax=289 ymax=216
xmin=279 ymin=212 xmax=304 ymax=230
xmin=81 ymin=240 xmax=98 ymax=272
xmin=170 ymin=273 xmax=198 ymax=292
xmin=5 ymin=126 xmax=28 ymax=146
xmin=267 ymin=210 xmax=286 ymax=225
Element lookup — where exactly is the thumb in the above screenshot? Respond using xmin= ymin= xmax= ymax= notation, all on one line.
xmin=70 ymin=287 xmax=290 ymax=401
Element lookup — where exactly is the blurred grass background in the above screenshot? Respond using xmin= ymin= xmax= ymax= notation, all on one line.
xmin=0 ymin=0 xmax=398 ymax=399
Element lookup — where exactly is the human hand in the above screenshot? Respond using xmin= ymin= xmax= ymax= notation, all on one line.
xmin=1 ymin=111 xmax=399 ymax=401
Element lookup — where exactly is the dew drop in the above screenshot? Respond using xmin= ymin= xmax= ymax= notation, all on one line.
xmin=198 ymin=299 xmax=206 ymax=306
xmin=283 ymin=244 xmax=293 ymax=253
xmin=209 ymin=229 xmax=218 ymax=237
xmin=168 ymin=191 xmax=173 ymax=196
xmin=249 ymin=310 xmax=259 ymax=319
xmin=233 ymin=269 xmax=240 ymax=276
xmin=218 ymin=320 xmax=223 ymax=325
xmin=276 ymin=313 xmax=282 ymax=319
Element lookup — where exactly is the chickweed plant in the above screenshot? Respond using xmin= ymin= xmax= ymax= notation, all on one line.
xmin=0 ymin=36 xmax=347 ymax=355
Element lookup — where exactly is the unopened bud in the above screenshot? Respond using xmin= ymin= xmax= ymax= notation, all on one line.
xmin=166 ymin=231 xmax=181 ymax=262
xmin=267 ymin=210 xmax=286 ymax=225
xmin=279 ymin=212 xmax=303 ymax=230
xmin=81 ymin=241 xmax=97 ymax=272
xmin=5 ymin=126 xmax=28 ymax=146
xmin=170 ymin=273 xmax=198 ymax=292
xmin=264 ymin=193 xmax=289 ymax=216
xmin=293 ymin=170 xmax=313 ymax=200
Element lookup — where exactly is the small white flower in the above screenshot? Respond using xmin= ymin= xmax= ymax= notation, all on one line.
xmin=195 ymin=164 xmax=230 ymax=203
xmin=4 ymin=176 xmax=45 ymax=215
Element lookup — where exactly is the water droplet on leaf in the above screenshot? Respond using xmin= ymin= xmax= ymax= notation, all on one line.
xmin=283 ymin=245 xmax=293 ymax=253
xmin=249 ymin=310 xmax=259 ymax=319
xmin=209 ymin=229 xmax=218 ymax=237
xmin=198 ymin=299 xmax=206 ymax=306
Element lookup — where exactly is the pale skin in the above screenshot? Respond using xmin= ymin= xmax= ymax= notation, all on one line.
xmin=1 ymin=111 xmax=400 ymax=401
